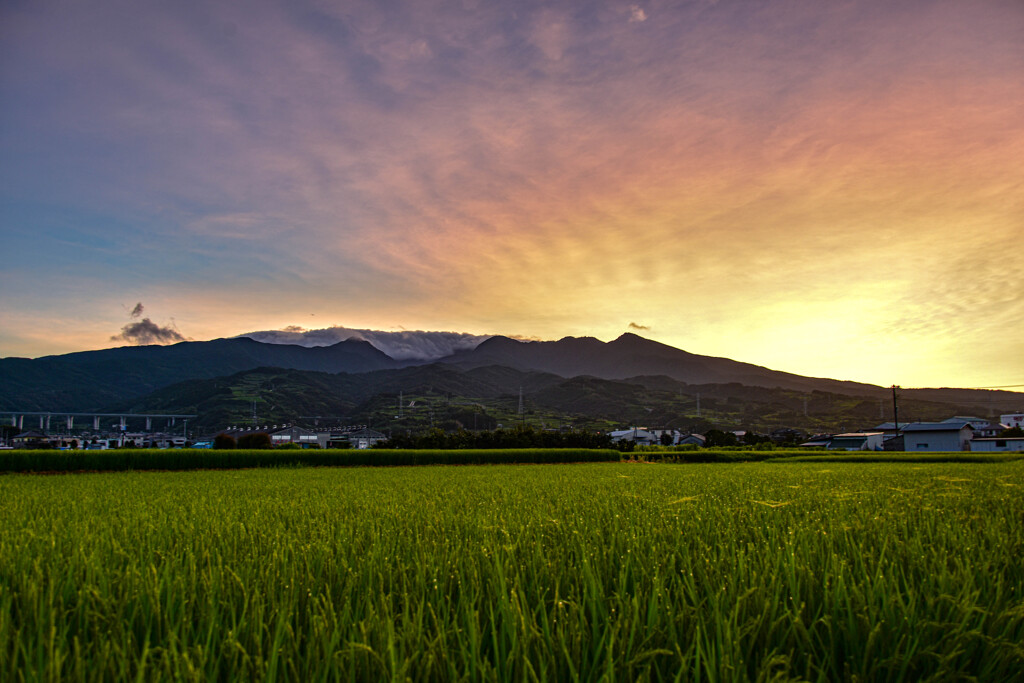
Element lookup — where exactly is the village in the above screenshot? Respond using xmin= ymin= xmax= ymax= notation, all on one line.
xmin=4 ymin=412 xmax=1024 ymax=453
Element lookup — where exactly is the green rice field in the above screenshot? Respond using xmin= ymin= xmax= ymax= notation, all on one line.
xmin=1 ymin=461 xmax=1022 ymax=681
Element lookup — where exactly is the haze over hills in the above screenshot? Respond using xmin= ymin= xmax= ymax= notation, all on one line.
xmin=2 ymin=332 xmax=1021 ymax=423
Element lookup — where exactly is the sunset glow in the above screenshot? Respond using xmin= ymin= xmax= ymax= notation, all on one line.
xmin=1 ymin=0 xmax=1021 ymax=388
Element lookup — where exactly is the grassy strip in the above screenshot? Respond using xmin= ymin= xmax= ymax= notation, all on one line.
xmin=769 ymin=451 xmax=1024 ymax=463
xmin=0 ymin=448 xmax=621 ymax=473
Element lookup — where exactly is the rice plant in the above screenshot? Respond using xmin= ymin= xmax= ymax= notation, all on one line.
xmin=1 ymin=462 xmax=1021 ymax=681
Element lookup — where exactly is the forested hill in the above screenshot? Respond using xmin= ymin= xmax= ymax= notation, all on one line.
xmin=440 ymin=333 xmax=884 ymax=395
xmin=0 ymin=337 xmax=398 ymax=411
xmin=109 ymin=364 xmax=1011 ymax=434
xmin=4 ymin=333 xmax=1021 ymax=418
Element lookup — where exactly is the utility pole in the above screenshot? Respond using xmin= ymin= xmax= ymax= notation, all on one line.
xmin=399 ymin=391 xmax=403 ymax=419
xmin=891 ymin=385 xmax=900 ymax=434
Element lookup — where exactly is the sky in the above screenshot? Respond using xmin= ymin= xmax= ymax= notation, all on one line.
xmin=1 ymin=0 xmax=1022 ymax=389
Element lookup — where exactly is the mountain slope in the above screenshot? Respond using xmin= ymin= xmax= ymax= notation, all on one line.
xmin=112 ymin=363 xmax=1003 ymax=434
xmin=0 ymin=337 xmax=398 ymax=411
xmin=5 ymin=332 xmax=1021 ymax=418
xmin=441 ymin=332 xmax=884 ymax=395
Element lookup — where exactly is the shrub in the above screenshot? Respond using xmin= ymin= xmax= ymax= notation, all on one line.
xmin=237 ymin=433 xmax=271 ymax=449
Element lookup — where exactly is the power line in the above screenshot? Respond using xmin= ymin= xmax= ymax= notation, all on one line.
xmin=900 ymin=383 xmax=1024 ymax=390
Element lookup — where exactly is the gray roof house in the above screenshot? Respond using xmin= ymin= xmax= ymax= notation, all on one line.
xmin=902 ymin=422 xmax=974 ymax=452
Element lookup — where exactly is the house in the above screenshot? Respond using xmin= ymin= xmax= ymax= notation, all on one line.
xmin=873 ymin=422 xmax=919 ymax=438
xmin=217 ymin=425 xmax=324 ymax=448
xmin=970 ymin=437 xmax=1024 ymax=452
xmin=827 ymin=432 xmax=885 ymax=451
xmin=341 ymin=428 xmax=387 ymax=450
xmin=800 ymin=435 xmax=833 ymax=448
xmin=266 ymin=426 xmax=321 ymax=448
xmin=10 ymin=430 xmax=51 ymax=448
xmin=942 ymin=417 xmax=1003 ymax=437
xmin=1000 ymin=413 xmax=1024 ymax=430
xmin=649 ymin=429 xmax=684 ymax=445
xmin=901 ymin=422 xmax=974 ymax=452
xmin=677 ymin=433 xmax=707 ymax=447
xmin=609 ymin=428 xmax=656 ymax=446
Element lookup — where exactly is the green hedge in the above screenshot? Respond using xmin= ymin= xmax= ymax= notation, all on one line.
xmin=0 ymin=448 xmax=621 ymax=473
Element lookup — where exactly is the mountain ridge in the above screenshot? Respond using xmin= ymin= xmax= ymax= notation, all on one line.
xmin=2 ymin=332 xmax=1021 ymax=415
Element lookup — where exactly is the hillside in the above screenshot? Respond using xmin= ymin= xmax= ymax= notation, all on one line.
xmin=442 ymin=333 xmax=885 ymax=395
xmin=5 ymin=333 xmax=1021 ymax=424
xmin=108 ymin=364 xmax=1004 ymax=435
xmin=0 ymin=338 xmax=398 ymax=411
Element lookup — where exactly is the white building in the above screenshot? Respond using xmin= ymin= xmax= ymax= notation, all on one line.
xmin=1000 ymin=413 xmax=1024 ymax=429
xmin=970 ymin=437 xmax=1024 ymax=452
xmin=827 ymin=432 xmax=885 ymax=451
xmin=344 ymin=428 xmax=387 ymax=449
xmin=902 ymin=422 xmax=974 ymax=452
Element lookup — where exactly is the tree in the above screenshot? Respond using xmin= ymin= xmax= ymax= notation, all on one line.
xmin=237 ymin=432 xmax=271 ymax=449
xmin=704 ymin=429 xmax=739 ymax=447
xmin=214 ymin=433 xmax=237 ymax=449
xmin=659 ymin=432 xmax=674 ymax=446
xmin=1002 ymin=426 xmax=1024 ymax=437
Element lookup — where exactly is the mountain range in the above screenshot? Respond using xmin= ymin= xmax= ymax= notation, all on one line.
xmin=2 ymin=333 xmax=1020 ymax=432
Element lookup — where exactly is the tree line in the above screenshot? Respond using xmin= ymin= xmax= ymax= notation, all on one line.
xmin=375 ymin=425 xmax=617 ymax=450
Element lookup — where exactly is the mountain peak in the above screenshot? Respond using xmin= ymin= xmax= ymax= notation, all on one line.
xmin=610 ymin=332 xmax=655 ymax=348
xmin=475 ymin=335 xmax=525 ymax=350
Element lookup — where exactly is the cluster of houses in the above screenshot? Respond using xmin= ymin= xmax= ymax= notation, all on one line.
xmin=608 ymin=414 xmax=1024 ymax=452
xmin=808 ymin=415 xmax=1024 ymax=452
xmin=6 ymin=413 xmax=1024 ymax=452
xmin=2 ymin=424 xmax=389 ymax=450
xmin=205 ymin=425 xmax=388 ymax=450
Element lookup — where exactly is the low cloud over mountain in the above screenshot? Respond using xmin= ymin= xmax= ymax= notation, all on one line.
xmin=239 ymin=326 xmax=492 ymax=361
xmin=111 ymin=303 xmax=188 ymax=346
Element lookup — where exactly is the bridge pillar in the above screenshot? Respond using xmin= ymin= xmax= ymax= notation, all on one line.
xmin=119 ymin=416 xmax=126 ymax=431
xmin=67 ymin=416 xmax=74 ymax=430
xmin=45 ymin=414 xmax=51 ymax=430
xmin=145 ymin=417 xmax=152 ymax=431
xmin=39 ymin=416 xmax=44 ymax=429
xmin=93 ymin=416 xmax=100 ymax=430
xmin=18 ymin=415 xmax=23 ymax=429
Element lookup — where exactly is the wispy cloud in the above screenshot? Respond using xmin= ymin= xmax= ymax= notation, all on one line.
xmin=2 ymin=0 xmax=1022 ymax=385
xmin=628 ymin=5 xmax=647 ymax=23
xmin=240 ymin=325 xmax=490 ymax=360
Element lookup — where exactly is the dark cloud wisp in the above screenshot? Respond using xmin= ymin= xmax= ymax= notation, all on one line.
xmin=111 ymin=302 xmax=188 ymax=345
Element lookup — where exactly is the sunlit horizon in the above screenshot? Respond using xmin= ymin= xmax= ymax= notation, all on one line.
xmin=2 ymin=0 xmax=1022 ymax=390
